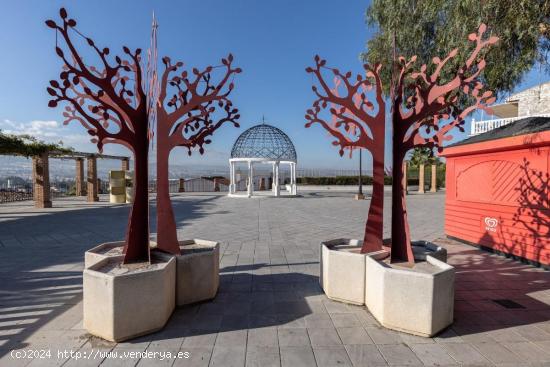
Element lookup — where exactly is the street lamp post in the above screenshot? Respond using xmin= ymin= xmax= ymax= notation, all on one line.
xmin=355 ymin=148 xmax=365 ymax=200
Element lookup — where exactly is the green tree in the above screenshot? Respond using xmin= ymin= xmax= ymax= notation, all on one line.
xmin=363 ymin=0 xmax=550 ymax=98
xmin=408 ymin=147 xmax=440 ymax=167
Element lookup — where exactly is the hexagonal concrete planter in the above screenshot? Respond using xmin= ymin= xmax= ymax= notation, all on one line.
xmin=84 ymin=241 xmax=125 ymax=268
xmin=176 ymin=239 xmax=219 ymax=306
xmin=320 ymin=239 xmax=375 ymax=305
xmin=412 ymin=240 xmax=447 ymax=262
xmin=85 ymin=241 xmax=157 ymax=268
xmin=83 ymin=251 xmax=176 ymax=342
xmin=364 ymin=249 xmax=455 ymax=337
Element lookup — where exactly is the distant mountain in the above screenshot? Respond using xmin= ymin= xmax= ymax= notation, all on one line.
xmin=0 ymin=156 xmax=370 ymax=180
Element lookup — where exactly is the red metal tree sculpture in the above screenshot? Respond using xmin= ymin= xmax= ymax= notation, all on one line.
xmin=305 ymin=57 xmax=386 ymax=253
xmin=155 ymin=55 xmax=242 ymax=255
xmin=390 ymin=24 xmax=498 ymax=265
xmin=46 ymin=8 xmax=151 ymax=263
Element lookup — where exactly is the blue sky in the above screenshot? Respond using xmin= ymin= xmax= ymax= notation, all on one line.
xmin=0 ymin=0 xmax=547 ymax=170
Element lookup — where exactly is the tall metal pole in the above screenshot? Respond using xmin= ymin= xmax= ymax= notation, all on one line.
xmin=358 ymin=149 xmax=363 ymax=195
xmin=355 ymin=148 xmax=365 ymax=200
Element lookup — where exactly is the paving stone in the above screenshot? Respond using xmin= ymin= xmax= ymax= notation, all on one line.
xmin=512 ymin=325 xmax=550 ymax=342
xmin=485 ymin=328 xmax=529 ymax=343
xmin=352 ymin=310 xmax=380 ymax=327
xmin=182 ymin=332 xmax=218 ymax=347
xmin=366 ymin=327 xmax=403 ymax=345
xmin=344 ymin=344 xmax=387 ymax=366
xmin=304 ymin=314 xmax=334 ymax=329
xmin=307 ymin=327 xmax=342 ymax=347
xmin=330 ymin=313 xmax=361 ymax=328
xmin=441 ymin=342 xmax=491 ymax=365
xmin=214 ymin=330 xmax=247 ymax=347
xmin=502 ymin=342 xmax=550 ymax=362
xmin=278 ymin=328 xmax=310 ymax=347
xmin=280 ymin=346 xmax=317 ymax=367
xmin=336 ymin=327 xmax=373 ymax=345
xmin=209 ymin=345 xmax=245 ymax=367
xmin=323 ymin=300 xmax=351 ymax=314
xmin=409 ymin=343 xmax=457 ymax=366
xmin=473 ymin=342 xmax=522 ymax=364
xmin=136 ymin=353 xmax=176 ymax=366
xmin=190 ymin=315 xmax=222 ymax=331
xmin=220 ymin=316 xmax=249 ymax=331
xmin=313 ymin=345 xmax=352 ymax=366
xmin=245 ymin=346 xmax=280 ymax=367
xmin=378 ymin=344 xmax=423 ymax=366
xmin=246 ymin=327 xmax=277 ymax=347
xmin=276 ymin=314 xmax=307 ymax=328
xmin=398 ymin=332 xmax=435 ymax=345
xmin=434 ymin=328 xmax=465 ymax=345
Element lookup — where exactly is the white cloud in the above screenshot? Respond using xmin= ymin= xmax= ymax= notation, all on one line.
xmin=0 ymin=119 xmax=89 ymax=148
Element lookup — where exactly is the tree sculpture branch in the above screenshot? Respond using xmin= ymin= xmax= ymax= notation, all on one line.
xmin=305 ymin=55 xmax=386 ymax=254
xmin=155 ymin=53 xmax=242 ymax=256
xmin=304 ymin=55 xmax=384 ymax=155
xmin=45 ymin=8 xmax=146 ymax=152
xmin=395 ymin=24 xmax=498 ymax=152
xmin=389 ymin=23 xmax=499 ymax=265
xmin=158 ymin=54 xmax=242 ymax=154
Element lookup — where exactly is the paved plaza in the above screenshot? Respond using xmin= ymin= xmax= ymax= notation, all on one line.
xmin=0 ymin=191 xmax=550 ymax=366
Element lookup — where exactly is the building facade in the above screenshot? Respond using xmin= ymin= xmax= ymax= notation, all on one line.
xmin=470 ymin=82 xmax=550 ymax=136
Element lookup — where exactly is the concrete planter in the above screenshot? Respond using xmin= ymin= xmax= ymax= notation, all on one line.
xmin=83 ymin=252 xmax=176 ymax=342
xmin=84 ymin=241 xmax=125 ymax=268
xmin=365 ymin=249 xmax=455 ymax=337
xmin=176 ymin=239 xmax=219 ymax=306
xmin=320 ymin=239 xmax=375 ymax=305
xmin=84 ymin=241 xmax=157 ymax=268
xmin=412 ymin=240 xmax=447 ymax=262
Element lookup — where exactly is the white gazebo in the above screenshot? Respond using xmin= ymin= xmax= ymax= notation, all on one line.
xmin=228 ymin=123 xmax=297 ymax=198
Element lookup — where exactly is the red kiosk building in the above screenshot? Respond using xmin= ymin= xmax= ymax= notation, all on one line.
xmin=441 ymin=116 xmax=550 ymax=268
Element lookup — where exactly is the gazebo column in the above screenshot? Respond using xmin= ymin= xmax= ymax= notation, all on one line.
xmin=75 ymin=157 xmax=85 ymax=196
xmin=274 ymin=162 xmax=280 ymax=197
xmin=178 ymin=178 xmax=185 ymax=192
xmin=228 ymin=161 xmax=232 ymax=194
xmin=271 ymin=163 xmax=276 ymax=193
xmin=247 ymin=161 xmax=254 ymax=197
xmin=32 ymin=152 xmax=52 ymax=208
xmin=290 ymin=162 xmax=294 ymax=194
xmin=291 ymin=162 xmax=297 ymax=195
xmin=230 ymin=161 xmax=236 ymax=194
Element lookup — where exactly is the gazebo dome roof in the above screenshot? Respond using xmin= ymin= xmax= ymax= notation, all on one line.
xmin=230 ymin=123 xmax=297 ymax=161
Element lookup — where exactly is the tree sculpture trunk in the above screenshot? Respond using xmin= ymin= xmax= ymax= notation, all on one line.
xmin=390 ymin=122 xmax=414 ymax=265
xmin=154 ymin=56 xmax=241 ymax=255
xmin=362 ymin=145 xmax=385 ymax=253
xmin=305 ymin=56 xmax=386 ymax=254
xmin=155 ymin=112 xmax=181 ymax=255
xmin=123 ymin=111 xmax=151 ymax=263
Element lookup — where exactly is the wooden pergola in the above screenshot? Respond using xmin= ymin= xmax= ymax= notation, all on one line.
xmin=31 ymin=150 xmax=129 ymax=208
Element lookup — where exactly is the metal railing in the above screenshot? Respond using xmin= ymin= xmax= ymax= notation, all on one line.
xmin=470 ymin=114 xmax=550 ymax=136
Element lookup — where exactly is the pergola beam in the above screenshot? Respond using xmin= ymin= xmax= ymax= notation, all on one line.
xmin=48 ymin=150 xmax=129 ymax=161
